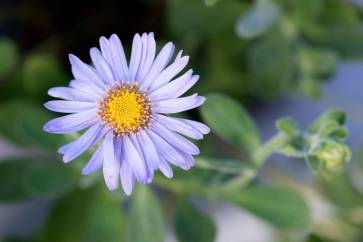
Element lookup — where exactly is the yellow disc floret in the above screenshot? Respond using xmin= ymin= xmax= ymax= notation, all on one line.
xmin=99 ymin=82 xmax=151 ymax=136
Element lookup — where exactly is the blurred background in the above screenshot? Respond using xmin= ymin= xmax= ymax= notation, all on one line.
xmin=1 ymin=0 xmax=363 ymax=241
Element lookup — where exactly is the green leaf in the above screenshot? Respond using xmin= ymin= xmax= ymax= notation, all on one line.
xmin=235 ymin=0 xmax=280 ymax=39
xmin=291 ymin=0 xmax=323 ymax=30
xmin=204 ymin=0 xmax=221 ymax=7
xmin=0 ymin=39 xmax=19 ymax=78
xmin=329 ymin=127 xmax=348 ymax=141
xmin=318 ymin=172 xmax=363 ymax=209
xmin=0 ymin=159 xmax=77 ymax=202
xmin=305 ymin=155 xmax=321 ymax=174
xmin=129 ymin=186 xmax=164 ymax=242
xmin=246 ymin=30 xmax=294 ymax=99
xmin=175 ymin=198 xmax=216 ymax=242
xmin=22 ymin=54 xmax=67 ymax=100
xmin=315 ymin=121 xmax=348 ymax=141
xmin=299 ymin=47 xmax=338 ymax=78
xmin=229 ymin=186 xmax=310 ymax=228
xmin=317 ymin=121 xmax=339 ymax=138
xmin=40 ymin=186 xmax=126 ymax=242
xmin=309 ymin=110 xmax=346 ymax=134
xmin=201 ymin=94 xmax=260 ymax=155
xmin=196 ymin=157 xmax=246 ymax=174
xmin=296 ymin=0 xmax=363 ymax=58
xmin=277 ymin=133 xmax=306 ymax=158
xmin=168 ymin=0 xmax=247 ymax=38
xmin=299 ymin=77 xmax=322 ymax=99
xmin=200 ymin=35 xmax=248 ymax=99
xmin=276 ymin=118 xmax=299 ymax=137
xmin=0 ymin=100 xmax=65 ymax=150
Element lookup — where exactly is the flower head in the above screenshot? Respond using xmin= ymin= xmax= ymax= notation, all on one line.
xmin=43 ymin=33 xmax=209 ymax=195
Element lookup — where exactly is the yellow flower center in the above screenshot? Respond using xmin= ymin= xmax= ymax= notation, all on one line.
xmin=99 ymin=83 xmax=151 ymax=136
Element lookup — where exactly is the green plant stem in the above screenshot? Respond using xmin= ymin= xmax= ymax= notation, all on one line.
xmin=224 ymin=133 xmax=288 ymax=190
xmin=253 ymin=133 xmax=288 ymax=166
xmin=154 ymin=134 xmax=288 ymax=196
xmin=153 ymin=175 xmax=209 ymax=197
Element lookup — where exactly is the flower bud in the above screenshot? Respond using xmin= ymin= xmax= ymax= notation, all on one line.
xmin=313 ymin=140 xmax=351 ymax=171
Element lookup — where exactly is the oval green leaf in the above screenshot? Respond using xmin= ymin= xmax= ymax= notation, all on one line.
xmin=40 ymin=186 xmax=126 ymax=242
xmin=129 ymin=186 xmax=164 ymax=242
xmin=0 ymin=100 xmax=65 ymax=150
xmin=175 ymin=198 xmax=216 ymax=242
xmin=0 ymin=159 xmax=77 ymax=202
xmin=235 ymin=0 xmax=280 ymax=39
xmin=201 ymin=93 xmax=260 ymax=155
xmin=229 ymin=186 xmax=310 ymax=228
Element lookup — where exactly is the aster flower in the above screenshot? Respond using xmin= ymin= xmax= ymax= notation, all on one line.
xmin=43 ymin=33 xmax=209 ymax=195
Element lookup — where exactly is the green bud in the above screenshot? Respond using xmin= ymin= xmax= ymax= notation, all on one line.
xmin=313 ymin=140 xmax=351 ymax=171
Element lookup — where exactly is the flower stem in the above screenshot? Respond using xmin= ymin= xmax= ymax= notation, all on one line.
xmin=224 ymin=133 xmax=288 ymax=190
xmin=154 ymin=134 xmax=288 ymax=195
xmin=253 ymin=133 xmax=288 ymax=167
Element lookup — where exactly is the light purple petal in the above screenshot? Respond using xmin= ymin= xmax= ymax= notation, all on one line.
xmin=146 ymin=130 xmax=186 ymax=167
xmin=152 ymin=121 xmax=200 ymax=155
xmin=99 ymin=37 xmax=112 ymax=65
xmin=149 ymin=56 xmax=189 ymax=91
xmin=90 ymin=47 xmax=115 ymax=86
xmin=68 ymin=54 xmax=105 ymax=88
xmin=138 ymin=33 xmax=156 ymax=82
xmin=135 ymin=33 xmax=148 ymax=81
xmin=58 ymin=124 xmax=105 ymax=163
xmin=128 ymin=34 xmax=142 ymax=82
xmin=120 ymin=161 xmax=135 ymax=196
xmin=153 ymin=94 xmax=205 ymax=113
xmin=149 ymin=70 xmax=196 ymax=101
xmin=175 ymin=50 xmax=183 ymax=62
xmin=130 ymin=135 xmax=153 ymax=183
xmin=123 ymin=135 xmax=148 ymax=184
xmin=109 ymin=34 xmax=128 ymax=82
xmin=153 ymin=114 xmax=203 ymax=140
xmin=69 ymin=80 xmax=104 ymax=98
xmin=82 ymin=145 xmax=103 ymax=175
xmin=43 ymin=109 xmax=97 ymax=134
xmin=48 ymin=87 xmax=96 ymax=102
xmin=140 ymin=42 xmax=175 ymax=90
xmin=114 ymin=136 xmax=123 ymax=158
xmin=44 ymin=100 xmax=95 ymax=113
xmin=184 ymin=120 xmax=211 ymax=135
xmin=136 ymin=130 xmax=159 ymax=171
xmin=158 ymin=157 xmax=173 ymax=178
xmin=103 ymin=132 xmax=120 ymax=191
xmin=178 ymin=152 xmax=196 ymax=170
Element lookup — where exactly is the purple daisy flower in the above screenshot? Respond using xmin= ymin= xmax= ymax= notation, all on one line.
xmin=43 ymin=33 xmax=209 ymax=195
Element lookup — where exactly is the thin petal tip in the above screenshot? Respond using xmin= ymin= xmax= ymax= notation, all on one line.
xmin=105 ymin=178 xmax=119 ymax=191
xmin=42 ymin=122 xmax=52 ymax=132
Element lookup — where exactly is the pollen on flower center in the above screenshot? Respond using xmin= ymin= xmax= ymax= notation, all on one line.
xmin=99 ymin=82 xmax=151 ymax=136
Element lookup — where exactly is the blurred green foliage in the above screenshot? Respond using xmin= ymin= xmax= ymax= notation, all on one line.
xmin=168 ymin=0 xmax=363 ymax=100
xmin=128 ymin=186 xmax=165 ymax=242
xmin=175 ymin=198 xmax=216 ymax=242
xmin=230 ymin=186 xmax=310 ymax=228
xmin=0 ymin=0 xmax=362 ymax=242
xmin=40 ymin=186 xmax=126 ymax=242
xmin=201 ymin=93 xmax=260 ymax=155
xmin=0 ymin=39 xmax=19 ymax=79
xmin=0 ymin=100 xmax=65 ymax=150
xmin=0 ymin=159 xmax=76 ymax=202
xmin=22 ymin=54 xmax=68 ymax=100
